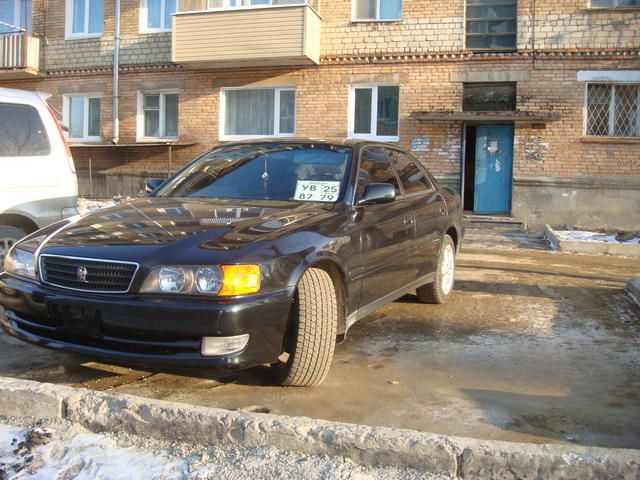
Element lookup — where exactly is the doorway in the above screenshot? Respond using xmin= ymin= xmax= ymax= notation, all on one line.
xmin=462 ymin=123 xmax=514 ymax=215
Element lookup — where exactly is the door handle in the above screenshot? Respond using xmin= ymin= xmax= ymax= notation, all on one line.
xmin=404 ymin=216 xmax=414 ymax=225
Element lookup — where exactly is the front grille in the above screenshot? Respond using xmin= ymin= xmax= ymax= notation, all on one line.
xmin=39 ymin=255 xmax=138 ymax=293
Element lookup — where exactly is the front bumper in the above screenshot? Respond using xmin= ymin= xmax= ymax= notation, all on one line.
xmin=0 ymin=273 xmax=293 ymax=370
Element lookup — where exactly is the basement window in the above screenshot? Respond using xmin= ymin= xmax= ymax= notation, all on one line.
xmin=586 ymin=83 xmax=640 ymax=138
xmin=63 ymin=95 xmax=101 ymax=141
xmin=221 ymin=88 xmax=296 ymax=140
xmin=465 ymin=0 xmax=517 ymax=51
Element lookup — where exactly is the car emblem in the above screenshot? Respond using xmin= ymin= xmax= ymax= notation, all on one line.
xmin=76 ymin=266 xmax=89 ymax=283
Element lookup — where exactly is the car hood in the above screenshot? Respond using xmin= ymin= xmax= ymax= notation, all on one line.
xmin=39 ymin=197 xmax=337 ymax=258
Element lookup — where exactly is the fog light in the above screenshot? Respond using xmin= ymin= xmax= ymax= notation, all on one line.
xmin=201 ymin=334 xmax=250 ymax=356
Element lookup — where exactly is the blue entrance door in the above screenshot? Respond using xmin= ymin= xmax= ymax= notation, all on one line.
xmin=474 ymin=124 xmax=514 ymax=214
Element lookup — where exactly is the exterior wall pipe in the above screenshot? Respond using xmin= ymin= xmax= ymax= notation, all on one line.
xmin=113 ymin=0 xmax=121 ymax=144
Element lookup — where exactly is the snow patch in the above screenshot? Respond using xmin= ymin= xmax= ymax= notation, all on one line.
xmin=554 ymin=230 xmax=640 ymax=245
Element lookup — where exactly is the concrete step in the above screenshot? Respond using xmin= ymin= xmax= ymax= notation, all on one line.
xmin=464 ymin=215 xmax=527 ymax=233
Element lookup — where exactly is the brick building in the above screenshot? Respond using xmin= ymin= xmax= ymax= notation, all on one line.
xmin=0 ymin=0 xmax=638 ymax=229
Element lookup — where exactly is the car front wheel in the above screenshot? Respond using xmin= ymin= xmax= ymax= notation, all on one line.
xmin=274 ymin=267 xmax=337 ymax=387
xmin=416 ymin=234 xmax=456 ymax=304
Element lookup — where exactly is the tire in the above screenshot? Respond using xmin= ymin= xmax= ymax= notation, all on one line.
xmin=274 ymin=268 xmax=338 ymax=387
xmin=416 ymin=234 xmax=456 ymax=304
xmin=0 ymin=226 xmax=27 ymax=267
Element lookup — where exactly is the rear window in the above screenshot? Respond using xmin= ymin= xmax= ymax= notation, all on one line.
xmin=0 ymin=102 xmax=50 ymax=157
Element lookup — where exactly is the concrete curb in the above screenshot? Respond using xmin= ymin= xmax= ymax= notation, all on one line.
xmin=0 ymin=376 xmax=638 ymax=479
xmin=627 ymin=278 xmax=640 ymax=305
xmin=544 ymin=224 xmax=640 ymax=257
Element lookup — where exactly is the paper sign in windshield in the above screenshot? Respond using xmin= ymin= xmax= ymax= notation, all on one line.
xmin=294 ymin=181 xmax=341 ymax=202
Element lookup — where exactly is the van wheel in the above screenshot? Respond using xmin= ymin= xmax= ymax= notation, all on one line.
xmin=416 ymin=234 xmax=456 ymax=304
xmin=0 ymin=226 xmax=27 ymax=266
xmin=274 ymin=268 xmax=337 ymax=387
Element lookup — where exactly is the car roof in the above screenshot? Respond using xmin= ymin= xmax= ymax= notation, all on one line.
xmin=219 ymin=137 xmax=397 ymax=150
xmin=0 ymin=87 xmax=51 ymax=104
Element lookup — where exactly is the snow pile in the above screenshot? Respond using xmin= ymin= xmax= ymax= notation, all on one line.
xmin=0 ymin=419 xmax=440 ymax=480
xmin=554 ymin=230 xmax=640 ymax=245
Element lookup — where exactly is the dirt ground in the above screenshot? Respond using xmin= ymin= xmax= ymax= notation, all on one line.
xmin=1 ymin=230 xmax=639 ymax=449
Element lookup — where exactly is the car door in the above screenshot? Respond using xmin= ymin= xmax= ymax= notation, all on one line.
xmin=351 ymin=146 xmax=416 ymax=311
xmin=385 ymin=148 xmax=446 ymax=278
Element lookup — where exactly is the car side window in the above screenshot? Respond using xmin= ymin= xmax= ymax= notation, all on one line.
xmin=0 ymin=103 xmax=50 ymax=157
xmin=356 ymin=147 xmax=401 ymax=198
xmin=386 ymin=149 xmax=434 ymax=195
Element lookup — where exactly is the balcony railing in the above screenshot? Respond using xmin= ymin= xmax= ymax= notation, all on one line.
xmin=0 ymin=32 xmax=41 ymax=77
xmin=172 ymin=1 xmax=321 ymax=69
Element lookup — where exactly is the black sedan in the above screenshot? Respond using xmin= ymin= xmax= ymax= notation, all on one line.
xmin=0 ymin=139 xmax=464 ymax=386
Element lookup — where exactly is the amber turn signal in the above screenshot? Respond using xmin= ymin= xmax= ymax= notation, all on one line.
xmin=219 ymin=265 xmax=261 ymax=296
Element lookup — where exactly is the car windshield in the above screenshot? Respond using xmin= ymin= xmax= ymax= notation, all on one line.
xmin=154 ymin=143 xmax=353 ymax=203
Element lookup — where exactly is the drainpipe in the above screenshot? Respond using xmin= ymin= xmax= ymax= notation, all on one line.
xmin=113 ymin=0 xmax=121 ymax=144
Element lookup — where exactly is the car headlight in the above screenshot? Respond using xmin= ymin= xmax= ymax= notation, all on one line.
xmin=3 ymin=248 xmax=36 ymax=279
xmin=140 ymin=265 xmax=259 ymax=296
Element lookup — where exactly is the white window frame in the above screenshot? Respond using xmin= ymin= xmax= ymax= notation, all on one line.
xmin=583 ymin=82 xmax=640 ymax=138
xmin=204 ymin=0 xmax=306 ymax=10
xmin=219 ymin=87 xmax=296 ymax=141
xmin=348 ymin=84 xmax=400 ymax=142
xmin=140 ymin=0 xmax=174 ymax=33
xmin=588 ymin=0 xmax=640 ymax=8
xmin=136 ymin=90 xmax=180 ymax=141
xmin=351 ymin=0 xmax=402 ymax=22
xmin=0 ymin=0 xmax=23 ymax=30
xmin=65 ymin=0 xmax=102 ymax=39
xmin=62 ymin=94 xmax=101 ymax=142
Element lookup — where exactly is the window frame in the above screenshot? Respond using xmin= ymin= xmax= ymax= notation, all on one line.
xmin=65 ymin=0 xmax=103 ymax=39
xmin=583 ymin=82 xmax=640 ymax=139
xmin=348 ymin=84 xmax=400 ymax=142
xmin=136 ymin=90 xmax=180 ymax=142
xmin=588 ymin=0 xmax=640 ymax=8
xmin=219 ymin=87 xmax=297 ymax=141
xmin=62 ymin=94 xmax=102 ymax=142
xmin=140 ymin=0 xmax=175 ymax=33
xmin=464 ymin=0 xmax=517 ymax=52
xmin=351 ymin=0 xmax=402 ymax=22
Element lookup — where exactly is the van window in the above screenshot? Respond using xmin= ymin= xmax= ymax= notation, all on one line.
xmin=0 ymin=103 xmax=51 ymax=157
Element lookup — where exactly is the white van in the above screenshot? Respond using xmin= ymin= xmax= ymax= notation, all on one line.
xmin=0 ymin=87 xmax=78 ymax=263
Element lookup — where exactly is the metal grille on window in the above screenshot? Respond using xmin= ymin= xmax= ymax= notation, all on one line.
xmin=587 ymin=84 xmax=639 ymax=138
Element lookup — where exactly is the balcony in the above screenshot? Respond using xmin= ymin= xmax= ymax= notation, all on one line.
xmin=172 ymin=2 xmax=321 ymax=69
xmin=0 ymin=32 xmax=41 ymax=78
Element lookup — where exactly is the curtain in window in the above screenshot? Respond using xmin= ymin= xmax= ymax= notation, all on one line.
xmin=225 ymin=89 xmax=275 ymax=136
xmin=164 ymin=94 xmax=179 ymax=137
xmin=354 ymin=88 xmax=372 ymax=134
xmin=143 ymin=94 xmax=161 ymax=137
xmin=69 ymin=97 xmax=85 ymax=138
xmin=279 ymin=90 xmax=295 ymax=134
xmin=376 ymin=86 xmax=399 ymax=136
xmin=88 ymin=98 xmax=100 ymax=137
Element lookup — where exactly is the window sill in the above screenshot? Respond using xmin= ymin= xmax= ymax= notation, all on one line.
xmin=349 ymin=134 xmax=400 ymax=142
xmin=351 ymin=18 xmax=403 ymax=24
xmin=580 ymin=136 xmax=640 ymax=144
xmin=583 ymin=6 xmax=640 ymax=12
xmin=136 ymin=137 xmax=180 ymax=143
xmin=139 ymin=28 xmax=172 ymax=35
xmin=65 ymin=33 xmax=103 ymax=41
xmin=219 ymin=134 xmax=296 ymax=141
xmin=68 ymin=138 xmax=102 ymax=145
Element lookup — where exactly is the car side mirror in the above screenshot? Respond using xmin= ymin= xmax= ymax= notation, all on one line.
xmin=357 ymin=183 xmax=396 ymax=206
xmin=145 ymin=178 xmax=164 ymax=194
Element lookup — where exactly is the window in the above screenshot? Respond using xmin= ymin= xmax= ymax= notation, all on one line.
xmin=466 ymin=0 xmax=517 ymax=51
xmin=386 ymin=149 xmax=433 ymax=194
xmin=67 ymin=0 xmax=103 ymax=37
xmin=0 ymin=0 xmax=30 ymax=33
xmin=141 ymin=0 xmax=175 ymax=32
xmin=138 ymin=92 xmax=179 ymax=140
xmin=349 ymin=85 xmax=399 ymax=141
xmin=63 ymin=95 xmax=101 ymax=141
xmin=221 ymin=88 xmax=295 ymax=139
xmin=586 ymin=84 xmax=639 ymax=138
xmin=463 ymin=83 xmax=516 ymax=111
xmin=0 ymin=103 xmax=50 ymax=157
xmin=353 ymin=0 xmax=402 ymax=20
xmin=590 ymin=0 xmax=639 ymax=7
xmin=356 ymin=147 xmax=400 ymax=198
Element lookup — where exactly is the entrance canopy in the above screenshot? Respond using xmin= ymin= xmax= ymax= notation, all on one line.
xmin=411 ymin=111 xmax=561 ymax=125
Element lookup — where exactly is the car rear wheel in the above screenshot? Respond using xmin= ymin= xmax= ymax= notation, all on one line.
xmin=274 ymin=268 xmax=337 ymax=387
xmin=416 ymin=234 xmax=456 ymax=304
xmin=0 ymin=226 xmax=27 ymax=268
